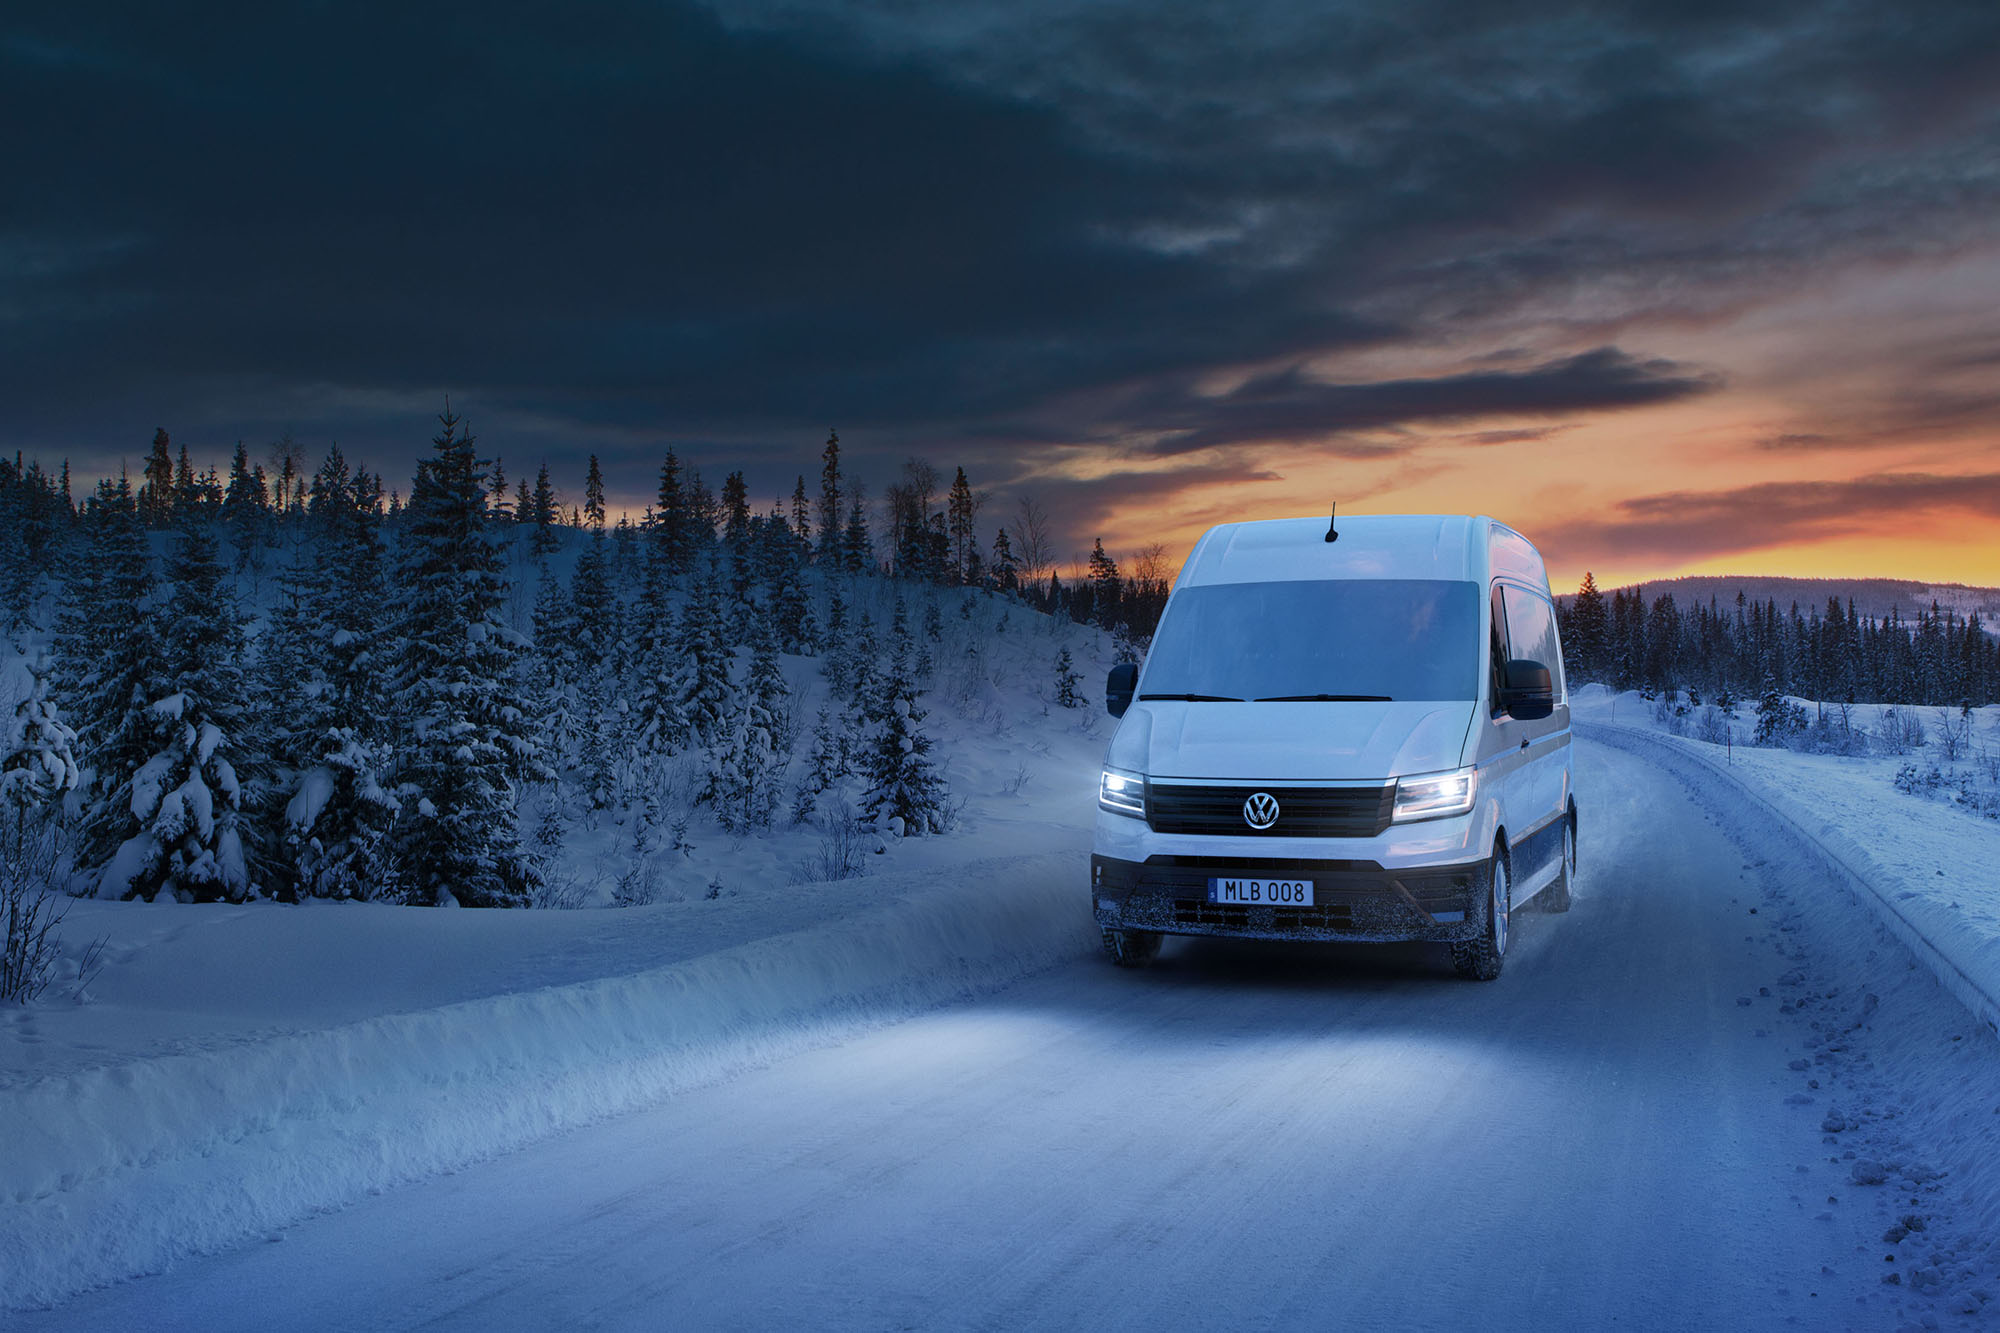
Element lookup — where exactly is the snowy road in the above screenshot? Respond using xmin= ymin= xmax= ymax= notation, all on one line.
xmin=26 ymin=738 xmax=1998 ymax=1330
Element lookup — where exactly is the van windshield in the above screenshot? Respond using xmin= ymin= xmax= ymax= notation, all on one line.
xmin=1139 ymin=579 xmax=1479 ymax=703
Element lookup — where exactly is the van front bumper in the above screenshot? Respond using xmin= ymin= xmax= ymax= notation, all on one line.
xmin=1091 ymin=853 xmax=1487 ymax=944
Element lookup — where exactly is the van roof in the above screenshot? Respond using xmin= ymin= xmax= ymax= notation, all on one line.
xmin=1176 ymin=513 xmax=1546 ymax=589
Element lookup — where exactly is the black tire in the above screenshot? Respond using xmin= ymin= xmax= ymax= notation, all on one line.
xmin=1542 ymin=807 xmax=1576 ymax=914
xmin=1101 ymin=928 xmax=1162 ymax=968
xmin=1451 ymin=846 xmax=1509 ymax=981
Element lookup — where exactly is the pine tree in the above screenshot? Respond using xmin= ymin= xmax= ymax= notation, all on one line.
xmin=583 ymin=454 xmax=606 ymax=532
xmin=860 ymin=602 xmax=948 ymax=836
xmin=654 ymin=449 xmax=690 ymax=579
xmin=676 ymin=558 xmax=733 ymax=747
xmin=387 ymin=408 xmax=542 ymax=907
xmin=280 ymin=455 xmax=397 ymax=902
xmin=706 ymin=616 xmax=786 ymax=832
xmin=990 ymin=527 xmax=1019 ymax=593
xmin=99 ymin=504 xmax=252 ymax=901
xmin=820 ymin=585 xmax=850 ymax=694
xmin=790 ymin=474 xmax=812 ymax=559
xmin=1 ymin=645 xmax=81 ymax=815
xmin=946 ymin=467 xmax=978 ymax=585
xmin=221 ymin=440 xmax=271 ymax=567
xmin=1569 ymin=572 xmax=1607 ymax=680
xmin=815 ymin=430 xmax=842 ymax=565
xmin=841 ymin=487 xmax=873 ymax=573
xmin=489 ymin=456 xmax=511 ymax=521
xmin=790 ymin=706 xmax=843 ymax=825
xmin=139 ymin=427 xmax=175 ymax=527
xmin=1054 ymin=647 xmax=1083 ymax=709
xmin=627 ymin=528 xmax=688 ymax=758
xmin=55 ymin=475 xmax=164 ymax=879
xmin=1087 ymin=539 xmax=1120 ymax=628
xmin=530 ymin=463 xmax=560 ymax=556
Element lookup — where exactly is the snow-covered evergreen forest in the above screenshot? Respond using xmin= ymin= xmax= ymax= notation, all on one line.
xmin=1557 ymin=571 xmax=2000 ymax=711
xmin=0 ymin=418 xmax=1161 ymax=918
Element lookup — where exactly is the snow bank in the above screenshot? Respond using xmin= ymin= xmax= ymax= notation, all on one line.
xmin=0 ymin=858 xmax=1096 ymax=1311
xmin=1577 ymin=720 xmax=2000 ymax=1039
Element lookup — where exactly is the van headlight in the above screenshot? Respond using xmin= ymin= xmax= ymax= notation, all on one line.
xmin=1099 ymin=767 xmax=1147 ymax=818
xmin=1392 ymin=766 xmax=1477 ymax=823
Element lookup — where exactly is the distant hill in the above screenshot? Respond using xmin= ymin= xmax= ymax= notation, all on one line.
xmin=1565 ymin=576 xmax=2000 ymax=631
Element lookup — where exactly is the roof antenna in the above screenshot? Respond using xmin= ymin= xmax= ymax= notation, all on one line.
xmin=1324 ymin=501 xmax=1339 ymax=543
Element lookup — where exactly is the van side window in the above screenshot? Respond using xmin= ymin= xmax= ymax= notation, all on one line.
xmin=1488 ymin=586 xmax=1510 ymax=716
xmin=1500 ymin=587 xmax=1565 ymax=700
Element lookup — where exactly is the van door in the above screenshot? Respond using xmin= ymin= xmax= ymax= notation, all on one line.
xmin=1494 ymin=584 xmax=1570 ymax=883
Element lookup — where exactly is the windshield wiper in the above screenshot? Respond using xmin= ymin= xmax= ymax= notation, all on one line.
xmin=1254 ymin=694 xmax=1394 ymax=702
xmin=1137 ymin=693 xmax=1245 ymax=703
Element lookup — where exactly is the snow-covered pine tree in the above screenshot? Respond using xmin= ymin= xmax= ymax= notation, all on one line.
xmin=743 ymin=611 xmax=793 ymax=755
xmin=100 ymin=503 xmax=253 ymax=901
xmin=704 ymin=618 xmax=782 ymax=832
xmin=56 ymin=475 xmax=170 ymax=880
xmin=789 ymin=705 xmax=843 ymax=825
xmin=530 ymin=566 xmax=584 ymax=768
xmin=387 ymin=408 xmax=542 ymax=907
xmin=756 ymin=505 xmax=815 ymax=653
xmin=653 ymin=449 xmax=692 ymax=581
xmin=676 ymin=558 xmax=734 ymax=747
xmin=628 ymin=556 xmax=689 ymax=757
xmin=2 ymin=645 xmax=81 ymax=819
xmin=836 ymin=612 xmax=879 ymax=768
xmin=860 ymin=599 xmax=948 ymax=837
xmin=722 ymin=471 xmax=753 ymax=605
xmin=1054 ymin=647 xmax=1083 ymax=709
xmin=221 ymin=441 xmax=271 ymax=570
xmin=278 ymin=452 xmax=399 ymax=900
xmin=820 ymin=584 xmax=850 ymax=694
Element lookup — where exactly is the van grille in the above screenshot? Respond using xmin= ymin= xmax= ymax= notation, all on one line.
xmin=1146 ymin=784 xmax=1394 ymax=838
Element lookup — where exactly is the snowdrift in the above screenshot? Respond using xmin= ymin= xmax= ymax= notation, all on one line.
xmin=0 ymin=857 xmax=1096 ymax=1311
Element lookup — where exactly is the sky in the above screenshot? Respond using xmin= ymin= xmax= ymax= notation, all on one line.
xmin=3 ymin=0 xmax=1997 ymax=590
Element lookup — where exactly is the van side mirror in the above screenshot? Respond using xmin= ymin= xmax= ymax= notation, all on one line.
xmin=1106 ymin=663 xmax=1138 ymax=717
xmin=1500 ymin=659 xmax=1554 ymax=721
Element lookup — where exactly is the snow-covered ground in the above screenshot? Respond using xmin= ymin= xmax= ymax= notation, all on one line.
xmin=1573 ymin=685 xmax=2000 ymax=1037
xmin=15 ymin=734 xmax=2000 ymax=1330
xmin=0 ymin=585 xmax=1124 ymax=1311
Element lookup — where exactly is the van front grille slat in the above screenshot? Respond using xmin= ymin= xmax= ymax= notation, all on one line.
xmin=1146 ymin=785 xmax=1393 ymax=838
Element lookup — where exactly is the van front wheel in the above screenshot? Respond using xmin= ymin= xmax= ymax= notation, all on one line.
xmin=1451 ymin=848 xmax=1509 ymax=981
xmin=1101 ymin=928 xmax=1162 ymax=968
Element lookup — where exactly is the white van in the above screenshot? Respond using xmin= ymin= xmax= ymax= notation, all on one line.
xmin=1092 ymin=513 xmax=1574 ymax=980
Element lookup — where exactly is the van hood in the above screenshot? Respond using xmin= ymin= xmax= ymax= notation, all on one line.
xmin=1106 ymin=701 xmax=1475 ymax=782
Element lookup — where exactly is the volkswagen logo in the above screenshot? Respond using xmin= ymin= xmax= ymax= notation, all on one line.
xmin=1242 ymin=792 xmax=1281 ymax=830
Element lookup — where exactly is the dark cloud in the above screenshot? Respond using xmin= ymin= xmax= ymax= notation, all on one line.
xmin=1 ymin=0 xmax=1996 ymax=554
xmin=1457 ymin=426 xmax=1573 ymax=446
xmin=1113 ymin=348 xmax=1713 ymax=455
xmin=1539 ymin=472 xmax=2000 ymax=567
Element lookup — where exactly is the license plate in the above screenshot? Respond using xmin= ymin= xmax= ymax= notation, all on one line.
xmin=1207 ymin=877 xmax=1314 ymax=906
